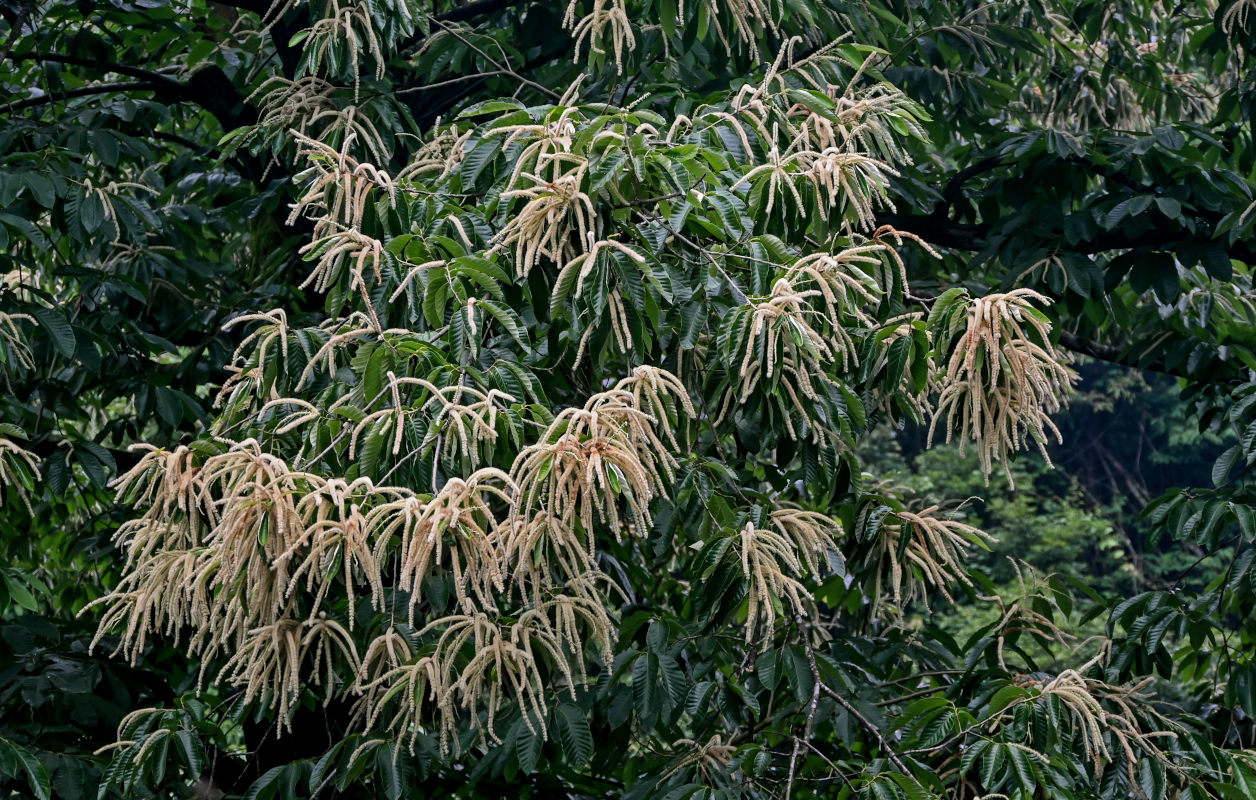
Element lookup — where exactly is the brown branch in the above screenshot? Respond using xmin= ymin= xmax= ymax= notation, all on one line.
xmin=786 ymin=617 xmax=824 ymax=799
xmin=1057 ymin=330 xmax=1124 ymax=365
xmin=1054 ymin=330 xmax=1203 ymax=382
xmin=819 ymin=683 xmax=913 ymax=775
xmin=793 ymin=615 xmax=913 ymax=776
xmin=878 ymin=208 xmax=1256 ymax=263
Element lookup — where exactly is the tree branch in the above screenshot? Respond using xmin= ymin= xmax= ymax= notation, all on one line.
xmin=878 ymin=207 xmax=1256 ymax=264
xmin=1055 ymin=330 xmax=1185 ymax=378
xmin=936 ymin=154 xmax=1004 ymax=212
xmin=436 ymin=0 xmax=524 ymax=23
xmin=0 ymin=81 xmax=172 ymax=115
xmin=8 ymin=52 xmax=186 ymax=90
xmin=793 ymin=615 xmax=913 ymax=777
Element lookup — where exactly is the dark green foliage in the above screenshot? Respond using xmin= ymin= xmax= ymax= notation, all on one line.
xmin=4 ymin=1 xmax=1256 ymax=799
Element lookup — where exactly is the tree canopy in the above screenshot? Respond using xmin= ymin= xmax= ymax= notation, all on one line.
xmin=3 ymin=0 xmax=1256 ymax=798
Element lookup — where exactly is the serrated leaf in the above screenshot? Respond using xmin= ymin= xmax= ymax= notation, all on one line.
xmin=555 ymin=704 xmax=593 ymax=766
xmin=242 ymin=765 xmax=285 ymax=800
xmin=514 ymin=718 xmax=544 ymax=774
xmin=2 ymin=573 xmax=37 ymax=612
xmin=28 ymin=305 xmax=76 ymax=359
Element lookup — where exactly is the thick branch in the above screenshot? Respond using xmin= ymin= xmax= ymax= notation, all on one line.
xmin=936 ymin=155 xmax=1004 ymax=212
xmin=878 ymin=208 xmax=1256 ymax=264
xmin=0 ymin=81 xmax=170 ymax=115
xmin=1056 ymin=331 xmax=1124 ymax=364
xmin=875 ymin=211 xmax=987 ymax=252
xmin=1053 ymin=330 xmax=1200 ymax=381
xmin=436 ymin=0 xmax=524 ymax=23
xmin=9 ymin=52 xmax=186 ymax=90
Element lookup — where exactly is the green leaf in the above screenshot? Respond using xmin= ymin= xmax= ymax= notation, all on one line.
xmin=176 ymin=730 xmax=202 ymax=778
xmin=754 ymin=651 xmax=778 ymax=689
xmin=242 ymin=765 xmax=285 ymax=800
xmin=1106 ymin=198 xmax=1134 ymax=228
xmin=1155 ymin=196 xmax=1182 ymax=218
xmin=23 ymin=173 xmax=55 ymax=208
xmin=2 ymin=739 xmax=51 ymax=800
xmin=460 ymin=137 xmax=501 ymax=187
xmin=28 ymin=305 xmax=76 ymax=359
xmin=476 ymin=298 xmax=528 ymax=349
xmin=1214 ymin=445 xmax=1239 ymax=486
xmin=1200 ymin=246 xmax=1234 ymax=281
xmin=514 ymin=717 xmax=544 ymax=774
xmin=2 ymin=572 xmax=39 ymax=612
xmin=554 ymin=704 xmax=593 ymax=766
xmin=375 ymin=747 xmax=403 ymax=800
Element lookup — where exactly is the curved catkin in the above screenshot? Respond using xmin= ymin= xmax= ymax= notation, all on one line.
xmin=495 ymin=166 xmax=596 ymax=278
xmin=564 ymin=0 xmax=637 ymax=74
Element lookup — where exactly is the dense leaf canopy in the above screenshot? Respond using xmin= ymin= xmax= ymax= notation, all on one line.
xmin=4 ymin=1 xmax=1256 ymax=798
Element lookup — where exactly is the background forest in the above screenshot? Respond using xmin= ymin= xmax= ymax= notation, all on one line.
xmin=3 ymin=0 xmax=1256 ymax=798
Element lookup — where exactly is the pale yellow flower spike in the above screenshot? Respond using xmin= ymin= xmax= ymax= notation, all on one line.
xmin=564 ymin=0 xmax=637 ymax=74
xmin=873 ymin=505 xmax=995 ymax=614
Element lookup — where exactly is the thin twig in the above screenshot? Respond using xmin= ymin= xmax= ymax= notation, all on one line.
xmin=793 ymin=614 xmax=913 ymax=775
xmin=428 ymin=17 xmax=560 ymax=101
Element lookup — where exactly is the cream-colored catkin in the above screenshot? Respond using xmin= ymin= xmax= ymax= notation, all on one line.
xmin=929 ymin=289 xmax=1076 ymax=486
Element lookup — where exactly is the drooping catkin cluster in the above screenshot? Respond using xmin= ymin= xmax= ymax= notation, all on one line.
xmin=495 ymin=166 xmax=596 ymax=279
xmin=87 ymin=370 xmax=690 ymax=751
xmin=286 ymin=133 xmax=398 ymax=318
xmin=371 ymin=468 xmax=513 ymax=622
xmin=553 ymin=237 xmax=647 ymax=357
xmin=1026 ymin=654 xmax=1184 ymax=785
xmin=481 ymin=106 xmax=601 ymax=278
xmin=930 ymin=289 xmax=1076 ymax=486
xmin=0 ymin=435 xmax=39 ymax=511
xmin=689 ymin=0 xmax=778 ymax=56
xmin=718 ymin=244 xmax=893 ymax=442
xmin=711 ymin=41 xmax=923 ymax=233
xmin=217 ymin=311 xmax=419 ymax=415
xmin=300 ymin=0 xmax=387 ymax=99
xmin=737 ymin=522 xmax=812 ymax=646
xmin=85 ymin=441 xmax=390 ymax=692
xmin=873 ymin=505 xmax=994 ymax=612
xmin=564 ymin=0 xmax=636 ymax=74
xmin=507 ymin=375 xmax=692 ymax=598
xmin=977 ymin=561 xmax=1074 ymax=670
xmin=794 ymin=84 xmax=923 ymax=164
xmin=1223 ymin=0 xmax=1256 ymax=34
xmin=244 ymin=76 xmax=395 ymax=161
xmin=735 ymin=507 xmax=845 ymax=647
